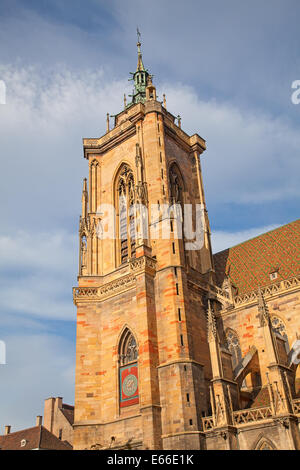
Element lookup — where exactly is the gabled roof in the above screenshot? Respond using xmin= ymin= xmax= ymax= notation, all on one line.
xmin=213 ymin=219 xmax=300 ymax=295
xmin=61 ymin=403 xmax=74 ymax=425
xmin=0 ymin=425 xmax=72 ymax=450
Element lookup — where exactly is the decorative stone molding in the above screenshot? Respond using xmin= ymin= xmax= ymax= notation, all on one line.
xmin=73 ymin=256 xmax=157 ymax=304
xmin=129 ymin=255 xmax=156 ymax=275
xmin=233 ymin=275 xmax=300 ymax=308
xmin=232 ymin=406 xmax=273 ymax=425
xmin=202 ymin=405 xmax=273 ymax=431
xmin=73 ymin=274 xmax=136 ymax=304
xmin=292 ymin=398 xmax=300 ymax=415
xmin=274 ymin=417 xmax=290 ymax=429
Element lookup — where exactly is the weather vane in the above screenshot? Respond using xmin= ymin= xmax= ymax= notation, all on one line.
xmin=137 ymin=27 xmax=141 ymax=44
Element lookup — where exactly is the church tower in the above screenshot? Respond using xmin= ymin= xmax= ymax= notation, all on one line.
xmin=73 ymin=34 xmax=215 ymax=450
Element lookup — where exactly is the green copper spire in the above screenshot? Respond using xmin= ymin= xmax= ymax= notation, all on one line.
xmin=127 ymin=28 xmax=149 ymax=106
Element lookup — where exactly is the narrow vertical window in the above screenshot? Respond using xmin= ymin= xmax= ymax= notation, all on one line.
xmin=116 ymin=165 xmax=136 ymax=265
xmin=178 ymin=308 xmax=181 ymax=321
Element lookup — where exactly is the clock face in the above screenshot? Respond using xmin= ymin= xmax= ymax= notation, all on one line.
xmin=122 ymin=374 xmax=138 ymax=397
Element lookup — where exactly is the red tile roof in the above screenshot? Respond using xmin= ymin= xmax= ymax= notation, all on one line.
xmin=213 ymin=219 xmax=300 ymax=295
xmin=0 ymin=425 xmax=72 ymax=450
xmin=250 ymin=386 xmax=270 ymax=408
xmin=61 ymin=406 xmax=74 ymax=425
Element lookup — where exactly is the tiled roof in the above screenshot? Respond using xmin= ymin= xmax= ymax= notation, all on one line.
xmin=0 ymin=425 xmax=72 ymax=450
xmin=250 ymin=386 xmax=270 ymax=408
xmin=61 ymin=405 xmax=74 ymax=426
xmin=213 ymin=219 xmax=300 ymax=295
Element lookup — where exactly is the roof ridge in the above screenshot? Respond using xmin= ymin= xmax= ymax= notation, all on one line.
xmin=214 ymin=219 xmax=300 ymax=255
xmin=0 ymin=425 xmax=39 ymax=437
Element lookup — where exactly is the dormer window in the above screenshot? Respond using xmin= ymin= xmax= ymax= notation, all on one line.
xmin=269 ymin=269 xmax=279 ymax=280
xmin=20 ymin=439 xmax=27 ymax=447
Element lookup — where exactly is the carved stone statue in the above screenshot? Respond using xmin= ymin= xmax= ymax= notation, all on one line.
xmin=170 ymin=168 xmax=181 ymax=203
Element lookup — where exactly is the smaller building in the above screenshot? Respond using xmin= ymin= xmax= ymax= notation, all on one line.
xmin=43 ymin=397 xmax=74 ymax=446
xmin=0 ymin=422 xmax=72 ymax=450
xmin=0 ymin=396 xmax=74 ymax=450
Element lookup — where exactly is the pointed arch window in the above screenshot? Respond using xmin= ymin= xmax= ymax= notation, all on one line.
xmin=271 ymin=316 xmax=289 ymax=353
xmin=118 ymin=328 xmax=139 ymax=408
xmin=226 ymin=329 xmax=242 ymax=369
xmin=254 ymin=436 xmax=276 ymax=450
xmin=116 ymin=165 xmax=136 ymax=264
xmin=120 ymin=330 xmax=138 ymax=365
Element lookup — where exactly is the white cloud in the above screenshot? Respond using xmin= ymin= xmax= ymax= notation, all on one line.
xmin=211 ymin=224 xmax=281 ymax=253
xmin=0 ymin=64 xmax=131 ymax=233
xmin=0 ymin=230 xmax=76 ymax=321
xmin=0 ymin=64 xmax=299 ymax=238
xmin=0 ymin=333 xmax=75 ymax=432
xmin=162 ymin=84 xmax=300 ymax=205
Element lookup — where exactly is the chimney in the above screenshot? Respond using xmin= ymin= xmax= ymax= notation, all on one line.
xmin=55 ymin=397 xmax=63 ymax=410
xmin=5 ymin=425 xmax=11 ymax=435
xmin=44 ymin=397 xmax=55 ymax=433
xmin=36 ymin=416 xmax=42 ymax=426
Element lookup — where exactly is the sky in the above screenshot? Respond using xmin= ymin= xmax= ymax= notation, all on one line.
xmin=0 ymin=0 xmax=299 ymax=431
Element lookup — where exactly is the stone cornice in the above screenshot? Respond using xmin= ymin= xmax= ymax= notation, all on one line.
xmin=220 ymin=274 xmax=300 ymax=316
xmin=73 ymin=255 xmax=156 ymax=304
xmin=73 ymin=413 xmax=141 ymax=427
xmin=83 ymin=125 xmax=137 ymax=158
xmin=82 ymin=100 xmax=206 ymax=158
xmin=157 ymin=358 xmax=204 ymax=369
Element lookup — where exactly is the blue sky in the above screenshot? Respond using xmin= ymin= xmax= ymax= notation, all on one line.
xmin=0 ymin=0 xmax=299 ymax=430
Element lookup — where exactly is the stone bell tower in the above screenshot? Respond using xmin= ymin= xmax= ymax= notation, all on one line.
xmin=73 ymin=33 xmax=215 ymax=450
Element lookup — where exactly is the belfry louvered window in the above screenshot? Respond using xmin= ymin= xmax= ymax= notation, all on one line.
xmin=117 ymin=165 xmax=136 ymax=264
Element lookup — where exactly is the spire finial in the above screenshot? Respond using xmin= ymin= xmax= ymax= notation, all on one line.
xmin=137 ymin=27 xmax=141 ymax=47
xmin=127 ymin=29 xmax=150 ymax=106
xmin=136 ymin=27 xmax=145 ymax=72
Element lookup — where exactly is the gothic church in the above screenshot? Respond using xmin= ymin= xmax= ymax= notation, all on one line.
xmin=72 ymin=38 xmax=300 ymax=450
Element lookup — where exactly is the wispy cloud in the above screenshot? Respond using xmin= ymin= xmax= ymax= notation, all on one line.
xmin=0 ymin=64 xmax=299 ymax=237
xmin=0 ymin=333 xmax=75 ymax=432
xmin=163 ymin=84 xmax=300 ymax=205
xmin=211 ymin=224 xmax=281 ymax=253
xmin=0 ymin=230 xmax=76 ymax=321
